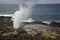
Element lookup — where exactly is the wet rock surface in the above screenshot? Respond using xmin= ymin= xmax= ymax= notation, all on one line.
xmin=50 ymin=22 xmax=60 ymax=27
xmin=0 ymin=16 xmax=60 ymax=40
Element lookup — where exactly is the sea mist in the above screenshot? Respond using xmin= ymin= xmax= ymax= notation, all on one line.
xmin=13 ymin=0 xmax=33 ymax=29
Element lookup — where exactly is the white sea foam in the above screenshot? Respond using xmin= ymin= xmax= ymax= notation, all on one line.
xmin=0 ymin=14 xmax=13 ymax=17
xmin=23 ymin=18 xmax=35 ymax=22
xmin=42 ymin=21 xmax=51 ymax=24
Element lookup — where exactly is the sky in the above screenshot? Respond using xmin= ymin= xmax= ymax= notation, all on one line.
xmin=0 ymin=0 xmax=60 ymax=4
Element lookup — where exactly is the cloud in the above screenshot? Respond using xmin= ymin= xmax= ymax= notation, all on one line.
xmin=34 ymin=0 xmax=60 ymax=4
xmin=0 ymin=0 xmax=60 ymax=4
xmin=0 ymin=0 xmax=19 ymax=4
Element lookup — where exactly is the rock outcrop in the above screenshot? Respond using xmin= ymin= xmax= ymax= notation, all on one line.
xmin=50 ymin=22 xmax=60 ymax=27
xmin=0 ymin=16 xmax=60 ymax=40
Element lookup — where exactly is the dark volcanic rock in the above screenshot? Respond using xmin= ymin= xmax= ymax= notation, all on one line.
xmin=0 ymin=16 xmax=60 ymax=40
xmin=50 ymin=22 xmax=60 ymax=27
xmin=0 ymin=16 xmax=13 ymax=27
xmin=22 ymin=21 xmax=48 ymax=25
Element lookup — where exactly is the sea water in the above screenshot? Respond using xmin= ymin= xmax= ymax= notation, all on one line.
xmin=0 ymin=4 xmax=60 ymax=22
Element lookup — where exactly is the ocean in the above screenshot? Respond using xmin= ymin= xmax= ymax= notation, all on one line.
xmin=0 ymin=4 xmax=60 ymax=22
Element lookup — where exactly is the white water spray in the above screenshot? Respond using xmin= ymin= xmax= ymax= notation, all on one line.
xmin=13 ymin=0 xmax=34 ymax=29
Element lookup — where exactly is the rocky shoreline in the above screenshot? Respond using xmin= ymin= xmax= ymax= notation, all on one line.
xmin=0 ymin=16 xmax=60 ymax=40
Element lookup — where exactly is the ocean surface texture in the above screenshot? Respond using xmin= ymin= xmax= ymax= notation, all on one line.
xmin=0 ymin=4 xmax=60 ymax=22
